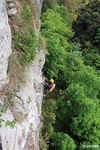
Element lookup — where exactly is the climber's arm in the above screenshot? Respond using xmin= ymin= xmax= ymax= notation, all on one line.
xmin=49 ymin=83 xmax=56 ymax=92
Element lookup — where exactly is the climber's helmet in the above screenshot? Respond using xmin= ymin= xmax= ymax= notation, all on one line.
xmin=50 ymin=79 xmax=54 ymax=83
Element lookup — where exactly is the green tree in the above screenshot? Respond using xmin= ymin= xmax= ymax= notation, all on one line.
xmin=73 ymin=0 xmax=100 ymax=43
xmin=83 ymin=28 xmax=100 ymax=69
xmin=41 ymin=5 xmax=74 ymax=78
xmin=55 ymin=63 xmax=100 ymax=148
xmin=42 ymin=0 xmax=57 ymax=12
xmin=58 ymin=0 xmax=90 ymax=20
xmin=39 ymin=99 xmax=57 ymax=150
xmin=50 ymin=132 xmax=76 ymax=150
xmin=72 ymin=0 xmax=100 ymax=69
xmin=41 ymin=2 xmax=100 ymax=150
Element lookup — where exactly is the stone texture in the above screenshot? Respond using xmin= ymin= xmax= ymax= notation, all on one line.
xmin=0 ymin=0 xmax=12 ymax=89
xmin=0 ymin=50 xmax=45 ymax=150
xmin=7 ymin=7 xmax=17 ymax=16
xmin=32 ymin=0 xmax=43 ymax=33
xmin=6 ymin=1 xmax=17 ymax=17
xmin=33 ymin=0 xmax=43 ymax=21
xmin=0 ymin=0 xmax=45 ymax=150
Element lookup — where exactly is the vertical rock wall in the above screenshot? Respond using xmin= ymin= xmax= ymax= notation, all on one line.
xmin=0 ymin=0 xmax=12 ymax=89
xmin=0 ymin=0 xmax=44 ymax=150
xmin=33 ymin=0 xmax=43 ymax=24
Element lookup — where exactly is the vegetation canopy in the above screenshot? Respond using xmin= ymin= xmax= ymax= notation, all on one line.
xmin=40 ymin=0 xmax=100 ymax=150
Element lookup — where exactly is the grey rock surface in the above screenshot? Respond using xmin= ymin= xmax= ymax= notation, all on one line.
xmin=0 ymin=50 xmax=45 ymax=150
xmin=7 ymin=7 xmax=17 ymax=16
xmin=32 ymin=0 xmax=43 ymax=33
xmin=6 ymin=1 xmax=17 ymax=17
xmin=0 ymin=0 xmax=12 ymax=89
xmin=0 ymin=0 xmax=45 ymax=150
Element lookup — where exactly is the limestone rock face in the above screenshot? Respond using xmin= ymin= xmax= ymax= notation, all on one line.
xmin=0 ymin=0 xmax=12 ymax=89
xmin=0 ymin=50 xmax=45 ymax=150
xmin=33 ymin=0 xmax=43 ymax=21
xmin=0 ymin=0 xmax=45 ymax=150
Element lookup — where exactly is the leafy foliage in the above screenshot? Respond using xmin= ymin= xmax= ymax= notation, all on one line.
xmin=13 ymin=29 xmax=38 ymax=65
xmin=41 ymin=5 xmax=74 ymax=78
xmin=58 ymin=0 xmax=90 ymax=20
xmin=0 ymin=106 xmax=16 ymax=128
xmin=12 ymin=5 xmax=40 ymax=66
xmin=73 ymin=0 xmax=100 ymax=43
xmin=39 ymin=99 xmax=57 ymax=150
xmin=72 ymin=0 xmax=100 ymax=70
xmin=50 ymin=132 xmax=76 ymax=150
xmin=35 ymin=0 xmax=100 ymax=149
xmin=5 ymin=120 xmax=16 ymax=129
xmin=41 ymin=1 xmax=100 ymax=150
xmin=42 ymin=0 xmax=57 ymax=12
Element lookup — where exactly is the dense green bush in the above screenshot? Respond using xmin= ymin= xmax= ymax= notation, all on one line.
xmin=42 ymin=0 xmax=57 ymax=12
xmin=41 ymin=5 xmax=74 ymax=78
xmin=50 ymin=132 xmax=76 ymax=150
xmin=73 ymin=0 xmax=100 ymax=43
xmin=14 ymin=29 xmax=38 ymax=65
xmin=39 ymin=99 xmax=57 ymax=150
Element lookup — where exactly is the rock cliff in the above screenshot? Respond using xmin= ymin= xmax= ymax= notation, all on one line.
xmin=0 ymin=0 xmax=44 ymax=150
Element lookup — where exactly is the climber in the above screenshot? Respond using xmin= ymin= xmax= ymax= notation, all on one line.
xmin=43 ymin=78 xmax=56 ymax=96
